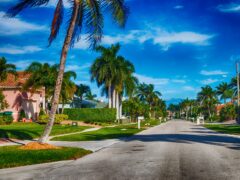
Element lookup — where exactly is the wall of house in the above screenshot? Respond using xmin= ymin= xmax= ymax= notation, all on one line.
xmin=1 ymin=88 xmax=45 ymax=122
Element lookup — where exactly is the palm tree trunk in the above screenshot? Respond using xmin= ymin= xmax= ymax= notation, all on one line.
xmin=112 ymin=89 xmax=116 ymax=108
xmin=116 ymin=92 xmax=119 ymax=122
xmin=108 ymin=85 xmax=112 ymax=108
xmin=119 ymin=95 xmax=122 ymax=120
xmin=61 ymin=102 xmax=65 ymax=114
xmin=38 ymin=1 xmax=79 ymax=143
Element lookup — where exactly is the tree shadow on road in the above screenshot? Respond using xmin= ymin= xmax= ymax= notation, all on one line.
xmin=125 ymin=133 xmax=240 ymax=150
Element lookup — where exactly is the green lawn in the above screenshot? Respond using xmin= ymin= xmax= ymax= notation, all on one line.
xmin=141 ymin=119 xmax=161 ymax=127
xmin=52 ymin=124 xmax=143 ymax=141
xmin=204 ymin=124 xmax=240 ymax=135
xmin=0 ymin=146 xmax=91 ymax=169
xmin=0 ymin=123 xmax=90 ymax=140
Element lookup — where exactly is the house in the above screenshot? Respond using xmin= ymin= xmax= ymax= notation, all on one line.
xmin=215 ymin=102 xmax=233 ymax=115
xmin=0 ymin=72 xmax=45 ymax=122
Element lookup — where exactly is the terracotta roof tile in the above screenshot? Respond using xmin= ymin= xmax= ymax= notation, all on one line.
xmin=0 ymin=72 xmax=31 ymax=87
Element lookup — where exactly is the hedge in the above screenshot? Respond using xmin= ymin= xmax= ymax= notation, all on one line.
xmin=64 ymin=108 xmax=116 ymax=123
xmin=37 ymin=114 xmax=68 ymax=124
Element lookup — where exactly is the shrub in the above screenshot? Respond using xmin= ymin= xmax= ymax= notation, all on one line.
xmin=37 ymin=114 xmax=68 ymax=124
xmin=18 ymin=109 xmax=26 ymax=121
xmin=64 ymin=108 xmax=116 ymax=123
xmin=0 ymin=112 xmax=13 ymax=125
xmin=220 ymin=104 xmax=236 ymax=122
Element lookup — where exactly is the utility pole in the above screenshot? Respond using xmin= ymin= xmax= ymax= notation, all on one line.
xmin=236 ymin=62 xmax=240 ymax=123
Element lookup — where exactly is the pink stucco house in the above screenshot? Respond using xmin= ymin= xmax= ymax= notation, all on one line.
xmin=0 ymin=72 xmax=45 ymax=122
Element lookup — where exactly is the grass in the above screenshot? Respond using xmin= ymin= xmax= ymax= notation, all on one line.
xmin=52 ymin=124 xmax=143 ymax=141
xmin=0 ymin=145 xmax=91 ymax=169
xmin=52 ymin=120 xmax=162 ymax=141
xmin=204 ymin=124 xmax=240 ymax=135
xmin=0 ymin=123 xmax=90 ymax=140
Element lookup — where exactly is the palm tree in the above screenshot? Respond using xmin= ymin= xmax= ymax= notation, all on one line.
xmin=91 ymin=44 xmax=121 ymax=108
xmin=216 ymin=82 xmax=233 ymax=104
xmin=25 ymin=62 xmax=76 ymax=113
xmin=7 ymin=0 xmax=129 ymax=143
xmin=60 ymin=71 xmax=77 ymax=113
xmin=0 ymin=57 xmax=17 ymax=82
xmin=85 ymin=91 xmax=97 ymax=101
xmin=75 ymin=84 xmax=90 ymax=107
xmin=197 ymin=85 xmax=218 ymax=121
xmin=136 ymin=83 xmax=162 ymax=118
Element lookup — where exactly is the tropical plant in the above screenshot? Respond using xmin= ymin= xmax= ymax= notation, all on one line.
xmin=91 ymin=44 xmax=138 ymax=120
xmin=197 ymin=85 xmax=218 ymax=121
xmin=0 ymin=57 xmax=17 ymax=82
xmin=85 ymin=91 xmax=97 ymax=101
xmin=24 ymin=62 xmax=76 ymax=113
xmin=7 ymin=0 xmax=129 ymax=143
xmin=219 ymin=104 xmax=236 ymax=122
xmin=216 ymin=82 xmax=233 ymax=104
xmin=75 ymin=84 xmax=90 ymax=106
xmin=0 ymin=90 xmax=9 ymax=111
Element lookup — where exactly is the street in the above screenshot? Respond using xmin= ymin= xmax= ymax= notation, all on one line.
xmin=0 ymin=120 xmax=240 ymax=180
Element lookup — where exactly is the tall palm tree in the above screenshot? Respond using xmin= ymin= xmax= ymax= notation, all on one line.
xmin=197 ymin=85 xmax=217 ymax=120
xmin=216 ymin=82 xmax=233 ymax=104
xmin=0 ymin=57 xmax=17 ymax=82
xmin=7 ymin=0 xmax=129 ymax=143
xmin=90 ymin=44 xmax=121 ymax=108
xmin=136 ymin=83 xmax=162 ymax=118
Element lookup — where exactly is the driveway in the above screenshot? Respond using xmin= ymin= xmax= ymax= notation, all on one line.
xmin=0 ymin=120 xmax=240 ymax=180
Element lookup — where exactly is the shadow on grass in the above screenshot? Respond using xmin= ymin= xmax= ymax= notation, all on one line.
xmin=0 ymin=129 xmax=40 ymax=140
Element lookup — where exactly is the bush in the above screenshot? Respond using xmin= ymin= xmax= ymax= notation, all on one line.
xmin=64 ymin=108 xmax=116 ymax=123
xmin=0 ymin=112 xmax=13 ymax=125
xmin=37 ymin=114 xmax=68 ymax=124
xmin=220 ymin=104 xmax=236 ymax=122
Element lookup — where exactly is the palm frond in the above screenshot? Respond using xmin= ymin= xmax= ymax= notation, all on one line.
xmin=102 ymin=0 xmax=129 ymax=27
xmin=6 ymin=0 xmax=50 ymax=17
xmin=48 ymin=0 xmax=64 ymax=45
xmin=85 ymin=0 xmax=103 ymax=48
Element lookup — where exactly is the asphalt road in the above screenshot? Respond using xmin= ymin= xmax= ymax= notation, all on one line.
xmin=0 ymin=120 xmax=240 ymax=180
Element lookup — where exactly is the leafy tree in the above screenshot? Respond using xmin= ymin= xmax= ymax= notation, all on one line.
xmin=85 ymin=91 xmax=97 ymax=101
xmin=197 ymin=85 xmax=218 ymax=121
xmin=0 ymin=57 xmax=17 ymax=82
xmin=216 ymin=82 xmax=233 ymax=103
xmin=0 ymin=91 xmax=8 ymax=111
xmin=75 ymin=84 xmax=90 ymax=107
xmin=220 ymin=104 xmax=236 ymax=122
xmin=7 ymin=0 xmax=129 ymax=143
xmin=24 ymin=63 xmax=76 ymax=112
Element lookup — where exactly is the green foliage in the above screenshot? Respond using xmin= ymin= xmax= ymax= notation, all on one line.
xmin=220 ymin=104 xmax=236 ymax=122
xmin=123 ymin=97 xmax=150 ymax=121
xmin=18 ymin=109 xmax=26 ymax=121
xmin=0 ymin=112 xmax=13 ymax=125
xmin=0 ymin=146 xmax=91 ymax=169
xmin=64 ymin=108 xmax=116 ymax=123
xmin=0 ymin=90 xmax=8 ymax=111
xmin=37 ymin=114 xmax=68 ymax=124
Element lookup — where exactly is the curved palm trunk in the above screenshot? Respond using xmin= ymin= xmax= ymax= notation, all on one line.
xmin=38 ymin=1 xmax=79 ymax=143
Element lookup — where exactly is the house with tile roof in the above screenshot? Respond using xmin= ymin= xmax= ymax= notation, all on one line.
xmin=0 ymin=72 xmax=45 ymax=121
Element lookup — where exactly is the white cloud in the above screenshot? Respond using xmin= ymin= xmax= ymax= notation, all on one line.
xmin=134 ymin=73 xmax=169 ymax=85
xmin=65 ymin=63 xmax=91 ymax=71
xmin=200 ymin=70 xmax=228 ymax=76
xmin=172 ymin=79 xmax=186 ymax=83
xmin=217 ymin=3 xmax=240 ymax=13
xmin=183 ymin=86 xmax=195 ymax=91
xmin=200 ymin=78 xmax=219 ymax=85
xmin=174 ymin=5 xmax=184 ymax=9
xmin=0 ymin=45 xmax=42 ymax=54
xmin=0 ymin=11 xmax=47 ymax=35
xmin=11 ymin=59 xmax=55 ymax=70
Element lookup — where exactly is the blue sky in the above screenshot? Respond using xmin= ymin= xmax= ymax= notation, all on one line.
xmin=0 ymin=0 xmax=240 ymax=100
